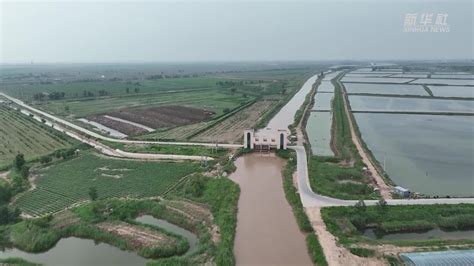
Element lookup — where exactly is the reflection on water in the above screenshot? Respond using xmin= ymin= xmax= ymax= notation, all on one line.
xmin=230 ymin=153 xmax=312 ymax=265
xmin=0 ymin=237 xmax=146 ymax=266
xmin=363 ymin=228 xmax=474 ymax=241
xmin=135 ymin=215 xmax=198 ymax=255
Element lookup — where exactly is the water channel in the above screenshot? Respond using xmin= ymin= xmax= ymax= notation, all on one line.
xmin=230 ymin=153 xmax=312 ymax=265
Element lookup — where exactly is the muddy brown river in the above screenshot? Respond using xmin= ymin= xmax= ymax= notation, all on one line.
xmin=230 ymin=153 xmax=312 ymax=265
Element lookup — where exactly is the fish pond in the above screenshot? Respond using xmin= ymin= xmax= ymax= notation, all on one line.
xmin=343 ymin=83 xmax=428 ymax=96
xmin=306 ymin=112 xmax=334 ymax=156
xmin=348 ymin=95 xmax=474 ymax=113
xmin=428 ymin=86 xmax=474 ymax=98
xmin=312 ymin=93 xmax=333 ymax=111
xmin=353 ymin=113 xmax=474 ymax=196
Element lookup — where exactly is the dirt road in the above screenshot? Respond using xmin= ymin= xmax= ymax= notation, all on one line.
xmin=306 ymin=207 xmax=387 ymax=266
xmin=338 ymin=81 xmax=392 ymax=199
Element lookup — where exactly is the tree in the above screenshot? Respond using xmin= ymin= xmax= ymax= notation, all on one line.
xmin=126 ymin=87 xmax=130 ymax=94
xmin=40 ymin=155 xmax=52 ymax=164
xmin=376 ymin=198 xmax=388 ymax=212
xmin=89 ymin=187 xmax=99 ymax=201
xmin=223 ymin=108 xmax=230 ymax=114
xmin=88 ymin=187 xmax=98 ymax=201
xmin=230 ymin=87 xmax=236 ymax=94
xmin=355 ymin=199 xmax=366 ymax=213
xmin=64 ymin=105 xmax=70 ymax=112
xmin=14 ymin=154 xmax=25 ymax=169
xmin=20 ymin=165 xmax=30 ymax=179
xmin=281 ymin=88 xmax=287 ymax=95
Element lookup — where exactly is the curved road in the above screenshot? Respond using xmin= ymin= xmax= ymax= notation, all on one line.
xmin=290 ymin=145 xmax=474 ymax=207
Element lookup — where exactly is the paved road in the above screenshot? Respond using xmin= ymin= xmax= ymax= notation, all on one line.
xmin=290 ymin=146 xmax=474 ymax=207
xmin=0 ymin=92 xmax=243 ymax=149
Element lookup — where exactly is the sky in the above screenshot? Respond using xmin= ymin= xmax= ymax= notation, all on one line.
xmin=1 ymin=0 xmax=472 ymax=63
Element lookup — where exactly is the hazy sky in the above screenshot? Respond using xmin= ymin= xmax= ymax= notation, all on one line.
xmin=1 ymin=0 xmax=472 ymax=63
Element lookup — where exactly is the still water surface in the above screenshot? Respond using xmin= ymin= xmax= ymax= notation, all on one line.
xmin=0 ymin=237 xmax=147 ymax=266
xmin=230 ymin=153 xmax=312 ymax=265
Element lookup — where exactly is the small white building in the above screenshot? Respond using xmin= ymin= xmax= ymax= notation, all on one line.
xmin=244 ymin=128 xmax=288 ymax=150
xmin=394 ymin=186 xmax=411 ymax=198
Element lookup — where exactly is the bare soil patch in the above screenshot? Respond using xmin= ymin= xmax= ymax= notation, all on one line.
xmin=104 ymin=105 xmax=214 ymax=129
xmin=97 ymin=221 xmax=177 ymax=248
xmin=87 ymin=115 xmax=147 ymax=135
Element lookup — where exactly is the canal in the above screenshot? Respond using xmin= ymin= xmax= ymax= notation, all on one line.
xmin=230 ymin=153 xmax=312 ymax=265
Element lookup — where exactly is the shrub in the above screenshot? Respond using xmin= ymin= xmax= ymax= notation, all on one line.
xmin=379 ymin=220 xmax=435 ymax=233
xmin=307 ymin=234 xmax=328 ymax=265
xmin=349 ymin=247 xmax=375 ymax=257
xmin=438 ymin=214 xmax=474 ymax=230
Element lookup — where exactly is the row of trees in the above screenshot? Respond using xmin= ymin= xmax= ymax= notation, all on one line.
xmin=33 ymin=91 xmax=66 ymax=101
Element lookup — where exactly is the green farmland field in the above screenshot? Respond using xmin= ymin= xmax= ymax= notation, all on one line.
xmin=13 ymin=151 xmax=198 ymax=216
xmin=0 ymin=105 xmax=74 ymax=168
xmin=1 ymin=76 xmax=225 ymax=101
xmin=39 ymin=88 xmax=250 ymax=118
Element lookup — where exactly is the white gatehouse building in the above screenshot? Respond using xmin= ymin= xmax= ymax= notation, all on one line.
xmin=243 ymin=128 xmax=288 ymax=150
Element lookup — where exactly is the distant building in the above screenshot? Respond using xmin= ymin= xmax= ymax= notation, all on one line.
xmin=394 ymin=186 xmax=411 ymax=198
xmin=244 ymin=128 xmax=288 ymax=150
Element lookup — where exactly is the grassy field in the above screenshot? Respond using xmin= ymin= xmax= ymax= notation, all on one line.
xmin=1 ymin=76 xmax=225 ymax=101
xmin=0 ymin=105 xmax=74 ymax=168
xmin=13 ymin=151 xmax=199 ymax=216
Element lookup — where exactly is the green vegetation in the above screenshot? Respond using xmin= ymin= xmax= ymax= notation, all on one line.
xmin=0 ymin=257 xmax=41 ymax=266
xmin=14 ymin=151 xmax=199 ymax=216
xmin=41 ymin=88 xmax=250 ymax=118
xmin=308 ymin=157 xmax=379 ymax=200
xmin=201 ymin=178 xmax=239 ymax=265
xmin=0 ymin=105 xmax=75 ymax=168
xmin=3 ymin=76 xmax=226 ymax=101
xmin=277 ymin=150 xmax=328 ymax=266
xmin=322 ymin=204 xmax=474 ymax=247
xmin=103 ymin=141 xmax=229 ymax=158
xmin=349 ymin=247 xmax=375 ymax=257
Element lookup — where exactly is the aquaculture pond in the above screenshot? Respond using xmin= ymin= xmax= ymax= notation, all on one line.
xmin=0 ymin=237 xmax=147 ymax=266
xmin=343 ymin=83 xmax=428 ymax=96
xmin=353 ymin=113 xmax=474 ymax=196
xmin=410 ymin=78 xmax=474 ymax=86
xmin=431 ymin=74 xmax=474 ymax=79
xmin=341 ymin=77 xmax=413 ymax=84
xmin=135 ymin=215 xmax=198 ymax=256
xmin=322 ymin=71 xmax=340 ymax=81
xmin=306 ymin=112 xmax=334 ymax=156
xmin=345 ymin=73 xmax=393 ymax=78
xmin=318 ymin=81 xmax=335 ymax=92
xmin=428 ymin=86 xmax=474 ymax=98
xmin=363 ymin=228 xmax=474 ymax=241
xmin=311 ymin=93 xmax=333 ymax=111
xmin=348 ymin=95 xmax=474 ymax=113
